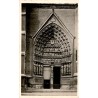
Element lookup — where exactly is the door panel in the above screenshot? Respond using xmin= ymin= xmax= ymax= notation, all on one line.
xmin=53 ymin=67 xmax=61 ymax=89
xmin=43 ymin=80 xmax=50 ymax=89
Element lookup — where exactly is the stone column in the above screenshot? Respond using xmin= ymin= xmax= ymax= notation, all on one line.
xmin=74 ymin=7 xmax=78 ymax=75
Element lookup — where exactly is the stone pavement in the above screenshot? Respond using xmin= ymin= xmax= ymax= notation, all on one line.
xmin=22 ymin=91 xmax=77 ymax=96
xmin=21 ymin=88 xmax=77 ymax=96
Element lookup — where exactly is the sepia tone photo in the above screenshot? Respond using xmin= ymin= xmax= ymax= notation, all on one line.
xmin=21 ymin=3 xmax=78 ymax=96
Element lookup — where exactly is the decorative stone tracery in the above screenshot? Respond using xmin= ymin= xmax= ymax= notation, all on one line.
xmin=33 ymin=22 xmax=73 ymax=77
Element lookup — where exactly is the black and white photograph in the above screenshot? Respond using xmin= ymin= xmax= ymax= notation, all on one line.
xmin=2 ymin=0 xmax=98 ymax=98
xmin=21 ymin=3 xmax=78 ymax=96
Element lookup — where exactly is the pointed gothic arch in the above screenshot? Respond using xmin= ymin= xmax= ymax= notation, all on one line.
xmin=31 ymin=9 xmax=76 ymax=89
xmin=33 ymin=22 xmax=73 ymax=77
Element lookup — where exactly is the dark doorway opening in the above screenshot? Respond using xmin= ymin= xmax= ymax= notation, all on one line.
xmin=53 ymin=67 xmax=61 ymax=89
xmin=43 ymin=80 xmax=50 ymax=89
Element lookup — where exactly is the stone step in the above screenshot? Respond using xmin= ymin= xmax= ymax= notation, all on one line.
xmin=26 ymin=87 xmax=77 ymax=93
xmin=21 ymin=91 xmax=77 ymax=96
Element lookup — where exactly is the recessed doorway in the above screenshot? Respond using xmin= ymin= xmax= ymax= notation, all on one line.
xmin=53 ymin=66 xmax=61 ymax=89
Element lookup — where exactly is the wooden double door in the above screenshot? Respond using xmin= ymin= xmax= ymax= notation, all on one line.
xmin=43 ymin=66 xmax=61 ymax=89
